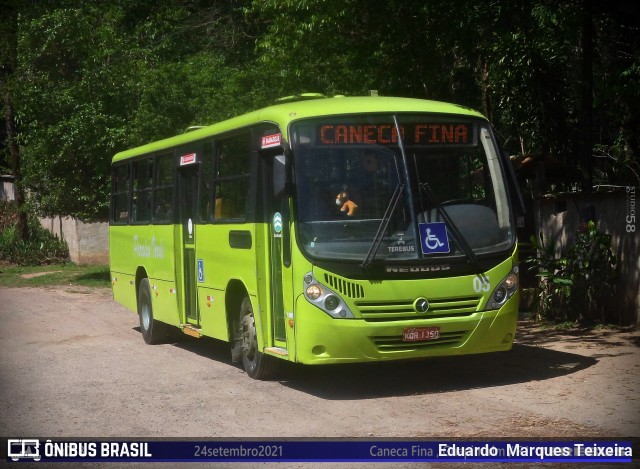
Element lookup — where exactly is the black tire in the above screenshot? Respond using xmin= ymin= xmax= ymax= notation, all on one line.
xmin=138 ymin=278 xmax=169 ymax=344
xmin=239 ymin=297 xmax=279 ymax=379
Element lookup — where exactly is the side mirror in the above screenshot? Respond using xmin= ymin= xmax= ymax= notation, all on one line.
xmin=273 ymin=154 xmax=287 ymax=197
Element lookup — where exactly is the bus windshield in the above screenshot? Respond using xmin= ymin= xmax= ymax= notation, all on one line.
xmin=291 ymin=114 xmax=514 ymax=263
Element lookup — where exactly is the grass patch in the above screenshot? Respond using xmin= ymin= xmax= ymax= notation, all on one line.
xmin=0 ymin=264 xmax=111 ymax=288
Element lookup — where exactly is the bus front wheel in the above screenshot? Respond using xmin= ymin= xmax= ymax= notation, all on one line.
xmin=239 ymin=297 xmax=279 ymax=379
xmin=138 ymin=278 xmax=168 ymax=345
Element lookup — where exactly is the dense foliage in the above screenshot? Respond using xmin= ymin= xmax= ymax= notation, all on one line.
xmin=0 ymin=201 xmax=68 ymax=265
xmin=526 ymin=221 xmax=618 ymax=325
xmin=1 ymin=0 xmax=639 ymax=220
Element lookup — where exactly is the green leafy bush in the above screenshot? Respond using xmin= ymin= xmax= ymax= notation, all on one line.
xmin=526 ymin=221 xmax=618 ymax=325
xmin=0 ymin=201 xmax=69 ymax=266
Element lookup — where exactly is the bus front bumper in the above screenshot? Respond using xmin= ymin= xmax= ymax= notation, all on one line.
xmin=293 ymin=295 xmax=518 ymax=365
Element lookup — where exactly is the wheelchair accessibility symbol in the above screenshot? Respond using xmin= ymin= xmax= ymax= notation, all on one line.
xmin=197 ymin=259 xmax=205 ymax=283
xmin=419 ymin=222 xmax=450 ymax=254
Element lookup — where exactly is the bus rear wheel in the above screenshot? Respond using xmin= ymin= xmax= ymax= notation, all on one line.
xmin=239 ymin=297 xmax=279 ymax=380
xmin=138 ymin=278 xmax=168 ymax=345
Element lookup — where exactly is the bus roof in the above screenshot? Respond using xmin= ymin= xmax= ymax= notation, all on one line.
xmin=112 ymin=96 xmax=486 ymax=163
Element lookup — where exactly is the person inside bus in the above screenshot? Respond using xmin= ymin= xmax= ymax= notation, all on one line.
xmin=155 ymin=202 xmax=172 ymax=221
xmin=295 ymin=148 xmax=335 ymax=221
xmin=344 ymin=148 xmax=397 ymax=219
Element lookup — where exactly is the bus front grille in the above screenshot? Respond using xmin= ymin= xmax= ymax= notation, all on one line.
xmin=371 ymin=330 xmax=468 ymax=351
xmin=324 ymin=273 xmax=365 ymax=299
xmin=356 ymin=296 xmax=481 ymax=322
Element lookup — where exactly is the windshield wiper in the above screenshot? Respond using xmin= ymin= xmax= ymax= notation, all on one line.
xmin=418 ymin=180 xmax=481 ymax=269
xmin=394 ymin=115 xmax=480 ymax=271
xmin=361 ymin=183 xmax=404 ymax=271
xmin=361 ymin=116 xmax=481 ymax=274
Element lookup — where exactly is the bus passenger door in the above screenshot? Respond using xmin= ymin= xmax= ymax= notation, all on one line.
xmin=267 ymin=153 xmax=291 ymax=349
xmin=178 ymin=162 xmax=199 ymax=326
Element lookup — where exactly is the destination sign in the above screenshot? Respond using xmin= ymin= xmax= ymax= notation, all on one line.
xmin=261 ymin=133 xmax=282 ymax=149
xmin=180 ymin=153 xmax=197 ymax=165
xmin=318 ymin=123 xmax=471 ymax=145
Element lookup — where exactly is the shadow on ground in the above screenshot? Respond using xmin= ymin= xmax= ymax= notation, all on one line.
xmin=275 ymin=343 xmax=596 ymax=400
xmin=136 ymin=322 xmax=602 ymax=401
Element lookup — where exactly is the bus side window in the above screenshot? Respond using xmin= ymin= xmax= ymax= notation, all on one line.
xmin=214 ymin=134 xmax=251 ymax=220
xmin=132 ymin=157 xmax=153 ymax=223
xmin=153 ymin=152 xmax=174 ymax=223
xmin=111 ymin=164 xmax=130 ymax=224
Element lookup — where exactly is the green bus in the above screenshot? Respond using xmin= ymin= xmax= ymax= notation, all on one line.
xmin=109 ymin=95 xmax=522 ymax=379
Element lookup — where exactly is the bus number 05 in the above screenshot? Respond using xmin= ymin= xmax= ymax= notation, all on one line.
xmin=473 ymin=275 xmax=490 ymax=293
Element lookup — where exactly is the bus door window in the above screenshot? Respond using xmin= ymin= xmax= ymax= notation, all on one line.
xmin=198 ymin=141 xmax=214 ymax=223
xmin=177 ymin=156 xmax=199 ymax=323
xmin=179 ymin=165 xmax=198 ymax=244
xmin=264 ymin=149 xmax=289 ymax=342
xmin=132 ymin=157 xmax=153 ymax=223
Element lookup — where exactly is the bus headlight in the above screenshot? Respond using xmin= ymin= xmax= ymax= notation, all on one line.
xmin=493 ymin=286 xmax=507 ymax=303
xmin=303 ymin=272 xmax=355 ymax=319
xmin=324 ymin=295 xmax=340 ymax=311
xmin=306 ymin=284 xmax=323 ymax=300
xmin=503 ymin=272 xmax=518 ymax=290
xmin=488 ymin=268 xmax=519 ymax=309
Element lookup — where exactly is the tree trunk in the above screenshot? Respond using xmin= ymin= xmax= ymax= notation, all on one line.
xmin=1 ymin=0 xmax=28 ymax=240
xmin=480 ymin=57 xmax=492 ymax=123
xmin=580 ymin=0 xmax=594 ymax=192
xmin=3 ymin=92 xmax=28 ymax=240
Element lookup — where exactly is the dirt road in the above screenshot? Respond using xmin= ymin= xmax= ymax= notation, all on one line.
xmin=1 ymin=286 xmax=638 ymax=465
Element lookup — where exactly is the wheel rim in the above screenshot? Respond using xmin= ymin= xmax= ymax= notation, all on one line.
xmin=141 ymin=303 xmax=151 ymax=331
xmin=241 ymin=311 xmax=257 ymax=361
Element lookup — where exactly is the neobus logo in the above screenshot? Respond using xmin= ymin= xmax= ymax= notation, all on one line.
xmin=385 ymin=264 xmax=451 ymax=273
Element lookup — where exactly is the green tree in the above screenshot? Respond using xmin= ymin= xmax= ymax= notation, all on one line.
xmin=248 ymin=0 xmax=638 ymax=188
xmin=591 ymin=2 xmax=640 ymax=186
xmin=1 ymin=0 xmax=28 ymax=239
xmin=12 ymin=0 xmax=263 ymax=220
xmin=5 ymin=0 xmax=638 ymax=224
xmin=14 ymin=1 xmax=192 ymax=219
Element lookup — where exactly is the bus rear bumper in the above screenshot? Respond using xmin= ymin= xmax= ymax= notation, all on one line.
xmin=293 ymin=295 xmax=518 ymax=365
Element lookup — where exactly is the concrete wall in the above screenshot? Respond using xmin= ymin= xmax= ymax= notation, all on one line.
xmin=1 ymin=176 xmax=15 ymax=201
xmin=3 ymin=178 xmax=108 ymax=265
xmin=39 ymin=216 xmax=109 ymax=265
xmin=533 ymin=188 xmax=639 ymax=325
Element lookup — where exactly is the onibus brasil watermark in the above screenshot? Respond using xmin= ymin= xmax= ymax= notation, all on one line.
xmin=6 ymin=439 xmax=633 ymax=463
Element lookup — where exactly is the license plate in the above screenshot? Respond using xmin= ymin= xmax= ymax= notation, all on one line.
xmin=403 ymin=326 xmax=440 ymax=342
